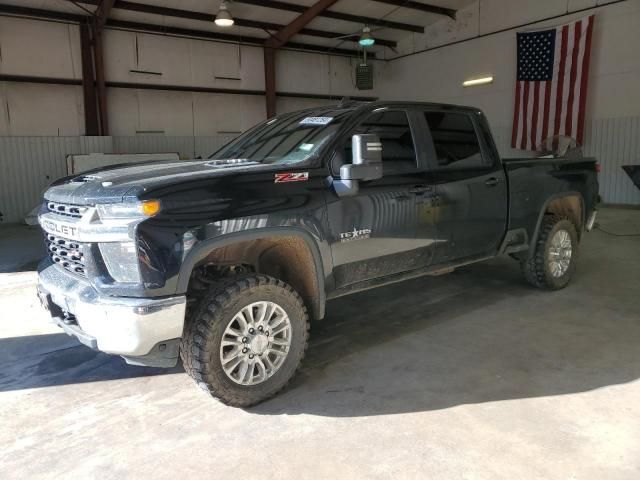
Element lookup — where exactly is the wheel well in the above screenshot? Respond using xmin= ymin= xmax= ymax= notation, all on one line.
xmin=189 ymin=236 xmax=322 ymax=320
xmin=544 ymin=195 xmax=583 ymax=236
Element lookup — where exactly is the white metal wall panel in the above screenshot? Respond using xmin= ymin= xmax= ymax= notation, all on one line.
xmin=136 ymin=90 xmax=194 ymax=136
xmin=107 ymin=89 xmax=261 ymax=137
xmin=194 ymin=135 xmax=237 ymax=158
xmin=3 ymin=83 xmax=84 ymax=136
xmin=584 ymin=117 xmax=640 ymax=205
xmin=193 ymin=93 xmax=242 ymax=136
xmin=112 ymin=136 xmax=196 ymax=158
xmin=0 ymin=17 xmax=80 ymax=79
xmin=0 ymin=137 xmax=76 ymax=224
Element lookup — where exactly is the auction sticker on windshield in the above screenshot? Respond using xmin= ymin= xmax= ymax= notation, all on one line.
xmin=299 ymin=117 xmax=333 ymax=126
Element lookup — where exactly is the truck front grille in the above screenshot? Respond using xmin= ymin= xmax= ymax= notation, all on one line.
xmin=46 ymin=201 xmax=89 ymax=218
xmin=45 ymin=233 xmax=87 ymax=276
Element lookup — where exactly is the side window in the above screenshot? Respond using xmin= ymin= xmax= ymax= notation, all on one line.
xmin=344 ymin=110 xmax=418 ymax=174
xmin=424 ymin=111 xmax=489 ymax=169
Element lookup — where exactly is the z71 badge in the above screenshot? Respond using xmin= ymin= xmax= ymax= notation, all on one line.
xmin=274 ymin=172 xmax=309 ymax=183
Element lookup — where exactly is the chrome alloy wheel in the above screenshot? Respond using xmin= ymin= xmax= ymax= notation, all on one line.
xmin=548 ymin=229 xmax=572 ymax=277
xmin=219 ymin=301 xmax=292 ymax=386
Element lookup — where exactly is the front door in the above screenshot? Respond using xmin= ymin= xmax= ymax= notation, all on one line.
xmin=325 ymin=108 xmax=437 ymax=288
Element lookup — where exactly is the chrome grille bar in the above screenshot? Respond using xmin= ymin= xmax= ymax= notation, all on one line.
xmin=44 ymin=233 xmax=87 ymax=276
xmin=46 ymin=201 xmax=89 ymax=218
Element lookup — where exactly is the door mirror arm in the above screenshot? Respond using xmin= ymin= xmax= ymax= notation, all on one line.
xmin=333 ymin=134 xmax=383 ymax=197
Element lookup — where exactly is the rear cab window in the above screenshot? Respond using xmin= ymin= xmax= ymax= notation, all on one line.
xmin=424 ymin=111 xmax=491 ymax=170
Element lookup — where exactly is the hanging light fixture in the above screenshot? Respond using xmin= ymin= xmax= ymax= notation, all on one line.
xmin=359 ymin=26 xmax=375 ymax=47
xmin=215 ymin=1 xmax=234 ymax=27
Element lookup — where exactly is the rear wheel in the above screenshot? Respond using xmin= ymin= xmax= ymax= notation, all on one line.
xmin=521 ymin=215 xmax=578 ymax=290
xmin=180 ymin=274 xmax=309 ymax=407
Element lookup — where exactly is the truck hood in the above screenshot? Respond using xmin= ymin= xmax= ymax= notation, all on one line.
xmin=44 ymin=159 xmax=277 ymax=204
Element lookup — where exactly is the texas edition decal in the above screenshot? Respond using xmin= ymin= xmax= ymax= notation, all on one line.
xmin=274 ymin=172 xmax=309 ymax=183
xmin=340 ymin=227 xmax=372 ymax=243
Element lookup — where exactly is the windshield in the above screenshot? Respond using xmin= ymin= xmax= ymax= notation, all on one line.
xmin=209 ymin=106 xmax=356 ymax=165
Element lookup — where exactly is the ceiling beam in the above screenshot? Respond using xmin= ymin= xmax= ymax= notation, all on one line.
xmin=95 ymin=0 xmax=116 ymax=28
xmin=234 ymin=0 xmax=424 ymax=33
xmin=265 ymin=0 xmax=340 ymax=48
xmin=108 ymin=19 xmax=371 ymax=56
xmin=78 ymin=0 xmax=397 ymax=48
xmin=76 ymin=1 xmax=396 ymax=48
xmin=0 ymin=3 xmax=84 ymax=22
xmin=263 ymin=0 xmax=342 ymax=118
xmin=371 ymin=0 xmax=456 ymax=19
xmin=0 ymin=74 xmax=378 ymax=101
xmin=0 ymin=4 xmax=369 ymax=57
xmin=79 ymin=21 xmax=99 ymax=135
xmin=92 ymin=0 xmax=116 ymax=135
xmin=251 ymin=21 xmax=397 ymax=48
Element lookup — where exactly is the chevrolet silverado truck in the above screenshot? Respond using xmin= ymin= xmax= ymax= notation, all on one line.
xmin=37 ymin=101 xmax=599 ymax=406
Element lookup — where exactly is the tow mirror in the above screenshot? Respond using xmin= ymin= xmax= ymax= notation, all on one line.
xmin=333 ymin=134 xmax=383 ymax=196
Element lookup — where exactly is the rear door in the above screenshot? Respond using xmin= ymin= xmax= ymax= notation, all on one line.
xmin=421 ymin=109 xmax=508 ymax=263
xmin=325 ymin=108 xmax=437 ymax=288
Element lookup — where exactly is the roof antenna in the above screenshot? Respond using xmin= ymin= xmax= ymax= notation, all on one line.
xmin=339 ymin=96 xmax=351 ymax=106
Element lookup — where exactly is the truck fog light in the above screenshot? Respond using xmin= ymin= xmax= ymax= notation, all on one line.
xmin=99 ymin=242 xmax=141 ymax=283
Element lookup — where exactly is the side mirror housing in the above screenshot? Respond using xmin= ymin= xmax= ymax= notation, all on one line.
xmin=333 ymin=134 xmax=383 ymax=196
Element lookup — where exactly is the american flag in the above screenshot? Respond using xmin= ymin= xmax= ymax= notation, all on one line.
xmin=511 ymin=15 xmax=595 ymax=150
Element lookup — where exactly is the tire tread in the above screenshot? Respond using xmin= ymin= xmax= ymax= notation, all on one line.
xmin=180 ymin=274 xmax=310 ymax=407
xmin=521 ymin=214 xmax=577 ymax=290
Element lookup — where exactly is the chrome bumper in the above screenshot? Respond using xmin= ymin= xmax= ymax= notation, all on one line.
xmin=37 ymin=261 xmax=186 ymax=357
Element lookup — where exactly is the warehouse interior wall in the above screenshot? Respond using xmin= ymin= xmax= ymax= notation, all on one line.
xmin=377 ymin=0 xmax=640 ymax=204
xmin=379 ymin=0 xmax=640 ymax=152
xmin=0 ymin=15 xmax=383 ymax=137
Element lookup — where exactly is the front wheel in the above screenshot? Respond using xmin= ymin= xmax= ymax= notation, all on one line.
xmin=521 ymin=215 xmax=579 ymax=290
xmin=180 ymin=274 xmax=310 ymax=407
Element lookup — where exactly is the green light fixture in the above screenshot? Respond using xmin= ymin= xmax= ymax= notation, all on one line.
xmin=359 ymin=27 xmax=375 ymax=47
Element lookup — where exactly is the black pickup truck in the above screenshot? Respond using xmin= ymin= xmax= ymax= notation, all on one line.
xmin=37 ymin=101 xmax=599 ymax=406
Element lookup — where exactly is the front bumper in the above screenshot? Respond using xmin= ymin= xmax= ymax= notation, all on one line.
xmin=37 ymin=260 xmax=186 ymax=363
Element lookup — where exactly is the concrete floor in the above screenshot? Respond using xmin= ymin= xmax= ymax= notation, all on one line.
xmin=1 ymin=208 xmax=639 ymax=480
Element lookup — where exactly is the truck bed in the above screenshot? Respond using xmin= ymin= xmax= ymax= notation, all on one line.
xmin=503 ymin=156 xmax=599 ymax=244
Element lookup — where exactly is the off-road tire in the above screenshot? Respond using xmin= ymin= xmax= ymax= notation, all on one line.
xmin=180 ymin=274 xmax=310 ymax=407
xmin=521 ymin=215 xmax=578 ymax=290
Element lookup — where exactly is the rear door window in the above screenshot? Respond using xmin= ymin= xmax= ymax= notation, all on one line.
xmin=424 ymin=111 xmax=489 ymax=169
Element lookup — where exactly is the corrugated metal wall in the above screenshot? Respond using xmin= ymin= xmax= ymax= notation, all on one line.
xmin=0 ymin=135 xmax=236 ymax=224
xmin=583 ymin=117 xmax=640 ymax=205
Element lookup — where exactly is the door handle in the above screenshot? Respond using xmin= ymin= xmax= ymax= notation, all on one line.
xmin=409 ymin=184 xmax=433 ymax=194
xmin=485 ymin=177 xmax=501 ymax=187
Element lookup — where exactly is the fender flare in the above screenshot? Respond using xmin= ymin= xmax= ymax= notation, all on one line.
xmin=176 ymin=227 xmax=328 ymax=320
xmin=531 ymin=191 xmax=586 ymax=247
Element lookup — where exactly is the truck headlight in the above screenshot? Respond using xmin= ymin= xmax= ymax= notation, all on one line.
xmin=94 ymin=201 xmax=160 ymax=283
xmin=99 ymin=242 xmax=141 ymax=283
xmin=96 ymin=200 xmax=161 ymax=219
